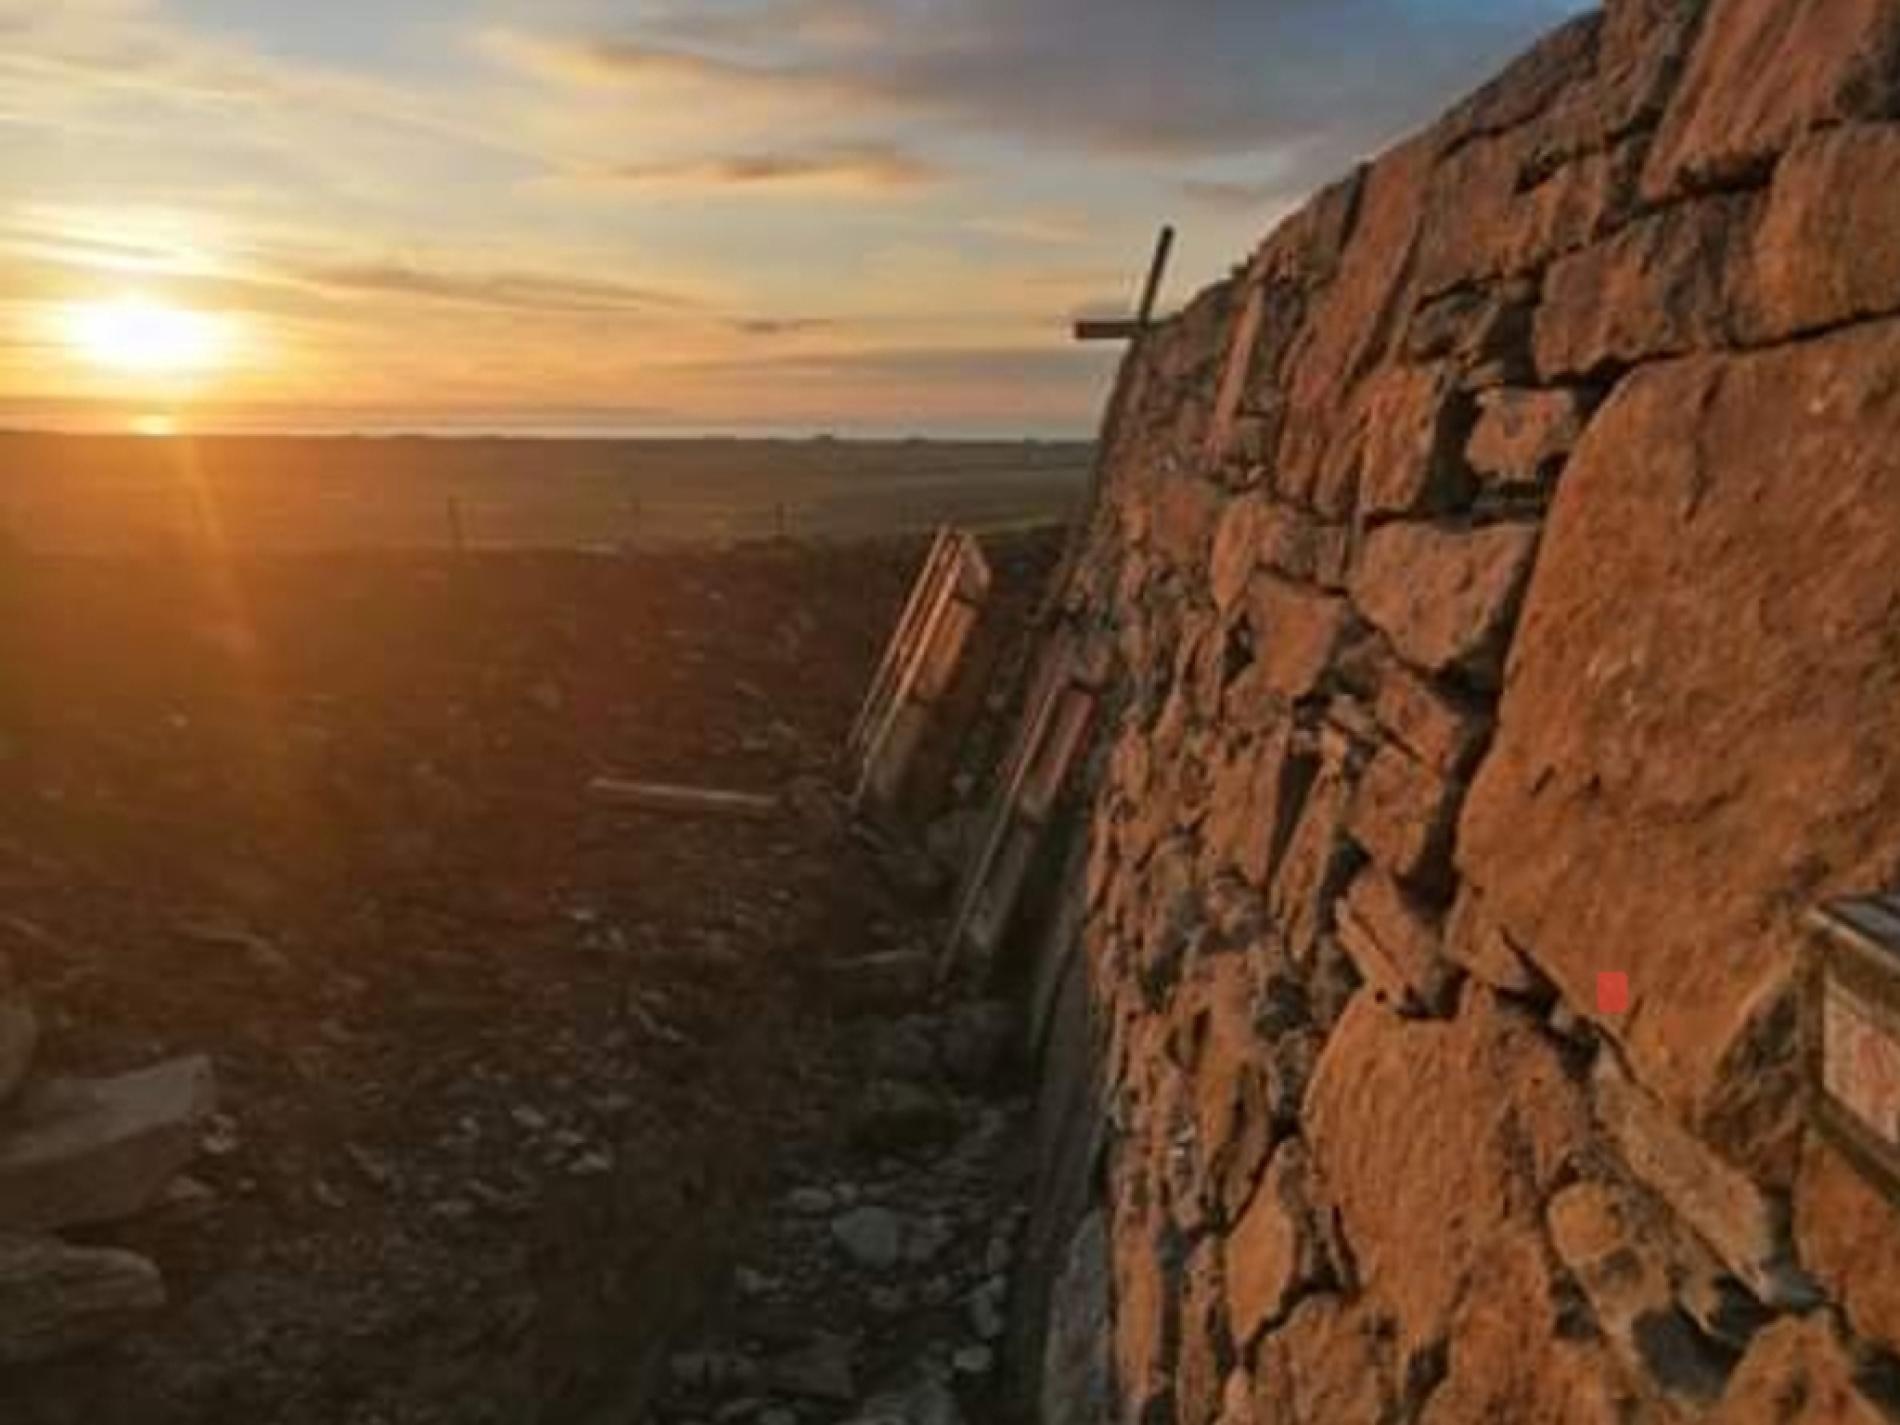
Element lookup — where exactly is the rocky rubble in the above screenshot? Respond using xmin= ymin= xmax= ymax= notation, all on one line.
xmin=1019 ymin=0 xmax=1900 ymax=1420
xmin=0 ymin=950 xmax=215 ymax=1364
xmin=650 ymin=996 xmax=1033 ymax=1425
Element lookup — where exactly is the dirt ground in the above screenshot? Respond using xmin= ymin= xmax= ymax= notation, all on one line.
xmin=0 ymin=529 xmax=1059 ymax=1424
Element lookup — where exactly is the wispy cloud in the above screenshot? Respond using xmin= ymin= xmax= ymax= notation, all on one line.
xmin=596 ymin=142 xmax=944 ymax=193
xmin=291 ymin=262 xmax=704 ymax=315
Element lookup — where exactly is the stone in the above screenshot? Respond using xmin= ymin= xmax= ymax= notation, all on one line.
xmin=1794 ymin=1134 xmax=1900 ymax=1352
xmin=847 ymin=1381 xmax=965 ymax=1425
xmin=1466 ymin=387 xmax=1590 ymax=492
xmin=1403 ymin=282 xmax=1535 ymax=380
xmin=1534 ymin=194 xmax=1761 ymax=381
xmin=1442 ymin=884 xmax=1546 ymax=999
xmin=1547 ymin=1180 xmax=1735 ymax=1405
xmin=1177 ymin=1238 xmax=1232 ymax=1425
xmin=1041 ymin=1211 xmax=1113 ymax=1425
xmin=1176 ymin=956 xmax=1281 ymax=1226
xmin=1229 ymin=573 xmax=1350 ymax=707
xmin=0 ymin=1055 xmax=217 ymax=1232
xmin=767 ymin=1332 xmax=856 ymax=1402
xmin=1420 ymin=1228 xmax=1649 ymax=1425
xmin=1709 ymin=1315 xmax=1895 ymax=1425
xmin=1496 ymin=138 xmax=1647 ymax=277
xmin=1370 ymin=660 xmax=1490 ymax=779
xmin=1357 ymin=364 xmax=1470 ymax=518
xmin=1303 ymin=990 xmax=1588 ymax=1355
xmin=1111 ymin=1194 xmax=1180 ymax=1424
xmin=1199 ymin=723 xmax=1317 ymax=890
xmin=787 ymin=1185 xmax=835 ymax=1215
xmin=1224 ymin=1140 xmax=1323 ymax=1350
xmin=848 ymin=1080 xmax=957 ymax=1155
xmin=1150 ymin=474 xmax=1224 ymax=575
xmin=1592 ymin=1053 xmax=1808 ymax=1309
xmin=1274 ymin=136 xmax=1437 ymax=506
xmin=0 ymin=996 xmax=36 ymax=1108
xmin=1643 ymin=0 xmax=1900 ymax=199
xmin=830 ymin=1206 xmax=904 ymax=1271
xmin=1745 ymin=123 xmax=1900 ymax=343
xmin=1458 ymin=324 xmax=1900 ymax=1173
xmin=1333 ymin=866 xmax=1455 ymax=1014
xmin=1343 ymin=744 xmax=1460 ymax=889
xmin=0 ymin=1232 xmax=165 ymax=1365
xmin=1208 ymin=495 xmax=1274 ymax=612
xmin=1267 ymin=767 xmax=1356 ymax=966
xmin=1248 ymin=1295 xmax=1396 ymax=1425
xmin=938 ymin=1000 xmax=1014 ymax=1085
xmin=1350 ymin=520 xmax=1539 ymax=682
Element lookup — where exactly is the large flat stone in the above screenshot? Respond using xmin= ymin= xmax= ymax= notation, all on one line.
xmin=1745 ymin=123 xmax=1900 ymax=343
xmin=1350 ymin=521 xmax=1539 ymax=683
xmin=1459 ymin=323 xmax=1900 ymax=1169
xmin=1303 ymin=989 xmax=1587 ymax=1355
xmin=0 ymin=1055 xmax=217 ymax=1232
xmin=0 ymin=1232 xmax=165 ymax=1366
xmin=1643 ymin=0 xmax=1900 ymax=199
xmin=1534 ymin=194 xmax=1761 ymax=380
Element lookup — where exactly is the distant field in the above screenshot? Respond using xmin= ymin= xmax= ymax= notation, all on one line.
xmin=0 ymin=432 xmax=1094 ymax=554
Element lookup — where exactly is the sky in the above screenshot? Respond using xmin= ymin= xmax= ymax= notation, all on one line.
xmin=0 ymin=0 xmax=1584 ymax=437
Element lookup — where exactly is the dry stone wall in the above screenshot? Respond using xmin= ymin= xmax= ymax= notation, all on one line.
xmin=1027 ymin=1 xmax=1900 ymax=1420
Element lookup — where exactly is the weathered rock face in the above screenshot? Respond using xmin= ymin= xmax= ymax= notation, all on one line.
xmin=1017 ymin=2 xmax=1900 ymax=1422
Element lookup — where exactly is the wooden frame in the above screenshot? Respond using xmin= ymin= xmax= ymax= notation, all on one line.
xmin=850 ymin=529 xmax=994 ymax=822
xmin=939 ymin=635 xmax=1106 ymax=981
xmin=1803 ymin=893 xmax=1900 ymax=1206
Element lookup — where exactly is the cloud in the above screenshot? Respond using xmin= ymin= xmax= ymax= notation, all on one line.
xmin=290 ymin=262 xmax=703 ymax=315
xmin=1179 ymin=178 xmax=1307 ymax=214
xmin=597 ymin=142 xmax=943 ymax=192
xmin=490 ymin=0 xmax=1585 ymax=162
xmin=732 ymin=317 xmax=837 ymax=336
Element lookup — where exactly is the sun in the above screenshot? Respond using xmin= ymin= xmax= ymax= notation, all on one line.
xmin=61 ymin=296 xmax=232 ymax=375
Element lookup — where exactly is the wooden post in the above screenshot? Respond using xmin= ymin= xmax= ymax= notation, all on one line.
xmin=1042 ymin=224 xmax=1176 ymax=624
xmin=447 ymin=496 xmax=467 ymax=556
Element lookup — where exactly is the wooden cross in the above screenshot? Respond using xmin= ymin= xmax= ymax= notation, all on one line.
xmin=1072 ymin=225 xmax=1176 ymax=343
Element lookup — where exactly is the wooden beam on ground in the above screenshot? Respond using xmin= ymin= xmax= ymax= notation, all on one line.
xmin=1072 ymin=318 xmax=1143 ymax=343
xmin=587 ymin=777 xmax=781 ymax=820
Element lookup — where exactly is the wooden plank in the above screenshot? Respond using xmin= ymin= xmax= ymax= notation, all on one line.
xmin=852 ymin=533 xmax=993 ymax=815
xmin=1073 ymin=318 xmax=1143 ymax=342
xmin=848 ymin=527 xmax=955 ymax=759
xmin=1017 ymin=686 xmax=1097 ymax=826
xmin=939 ymin=641 xmax=1075 ymax=978
xmin=587 ymin=777 xmax=781 ymax=820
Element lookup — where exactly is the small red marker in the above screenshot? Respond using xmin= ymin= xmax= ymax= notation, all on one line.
xmin=1597 ymin=971 xmax=1630 ymax=1016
